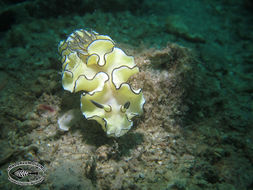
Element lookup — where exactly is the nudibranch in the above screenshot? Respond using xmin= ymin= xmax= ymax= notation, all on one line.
xmin=58 ymin=29 xmax=145 ymax=137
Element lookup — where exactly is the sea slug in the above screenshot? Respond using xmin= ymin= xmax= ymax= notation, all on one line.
xmin=58 ymin=29 xmax=145 ymax=137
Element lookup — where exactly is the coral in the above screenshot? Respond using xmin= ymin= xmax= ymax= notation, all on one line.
xmin=49 ymin=161 xmax=95 ymax=190
xmin=58 ymin=29 xmax=145 ymax=137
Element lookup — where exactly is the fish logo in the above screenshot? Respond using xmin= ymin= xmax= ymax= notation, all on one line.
xmin=7 ymin=161 xmax=45 ymax=186
xmin=11 ymin=168 xmax=39 ymax=179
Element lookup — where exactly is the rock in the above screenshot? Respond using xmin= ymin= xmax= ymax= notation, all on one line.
xmin=165 ymin=15 xmax=205 ymax=43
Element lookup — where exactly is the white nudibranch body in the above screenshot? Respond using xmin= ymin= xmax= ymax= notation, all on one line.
xmin=58 ymin=29 xmax=145 ymax=137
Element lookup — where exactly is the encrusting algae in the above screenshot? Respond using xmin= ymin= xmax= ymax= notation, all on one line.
xmin=58 ymin=29 xmax=145 ymax=137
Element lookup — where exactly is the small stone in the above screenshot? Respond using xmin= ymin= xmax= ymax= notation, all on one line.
xmin=139 ymin=173 xmax=145 ymax=179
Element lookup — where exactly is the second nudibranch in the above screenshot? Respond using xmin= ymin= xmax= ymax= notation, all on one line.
xmin=58 ymin=29 xmax=145 ymax=137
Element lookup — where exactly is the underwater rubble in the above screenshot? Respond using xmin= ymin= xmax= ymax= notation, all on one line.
xmin=0 ymin=0 xmax=253 ymax=189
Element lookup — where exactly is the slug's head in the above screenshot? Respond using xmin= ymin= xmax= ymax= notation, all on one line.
xmin=81 ymin=84 xmax=145 ymax=137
